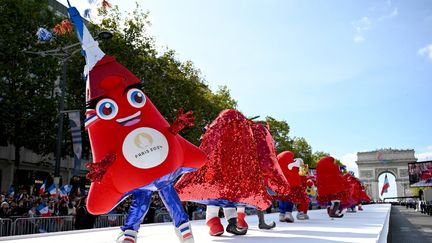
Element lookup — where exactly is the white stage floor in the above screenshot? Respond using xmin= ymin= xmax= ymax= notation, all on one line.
xmin=1 ymin=204 xmax=391 ymax=243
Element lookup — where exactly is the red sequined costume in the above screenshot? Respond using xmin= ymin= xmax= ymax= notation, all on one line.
xmin=340 ymin=173 xmax=357 ymax=209
xmin=250 ymin=123 xmax=292 ymax=201
xmin=175 ymin=109 xmax=290 ymax=210
xmin=359 ymin=186 xmax=371 ymax=203
xmin=316 ymin=156 xmax=346 ymax=204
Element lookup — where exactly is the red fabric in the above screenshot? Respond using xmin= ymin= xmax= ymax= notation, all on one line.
xmin=86 ymin=55 xmax=141 ymax=101
xmin=85 ymin=57 xmax=206 ymax=214
xmin=340 ymin=173 xmax=356 ymax=207
xmin=316 ymin=156 xmax=345 ymax=202
xmin=360 ymin=189 xmax=371 ymax=203
xmin=175 ymin=109 xmax=283 ymax=210
xmin=250 ymin=123 xmax=291 ymax=201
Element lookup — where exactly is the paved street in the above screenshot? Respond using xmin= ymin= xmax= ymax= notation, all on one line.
xmin=388 ymin=205 xmax=432 ymax=243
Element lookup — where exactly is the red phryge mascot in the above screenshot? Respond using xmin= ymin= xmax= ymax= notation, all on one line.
xmin=342 ymin=172 xmax=371 ymax=212
xmin=277 ymin=151 xmax=311 ymax=222
xmin=298 ymin=164 xmax=315 ymax=219
xmin=176 ymin=110 xmax=290 ymax=236
xmin=67 ymin=4 xmax=205 ymax=243
xmin=340 ymin=171 xmax=358 ymax=213
xmin=316 ymin=156 xmax=346 ymax=218
xmin=358 ymin=184 xmax=371 ymax=211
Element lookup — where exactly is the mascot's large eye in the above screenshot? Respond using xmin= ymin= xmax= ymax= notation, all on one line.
xmin=127 ymin=88 xmax=146 ymax=108
xmin=96 ymin=98 xmax=118 ymax=120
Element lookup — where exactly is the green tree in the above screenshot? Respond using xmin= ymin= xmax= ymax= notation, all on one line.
xmin=265 ymin=116 xmax=292 ymax=153
xmin=0 ymin=0 xmax=62 ymax=169
xmin=311 ymin=151 xmax=330 ymax=168
xmin=291 ymin=137 xmax=313 ymax=166
xmin=311 ymin=151 xmax=344 ymax=168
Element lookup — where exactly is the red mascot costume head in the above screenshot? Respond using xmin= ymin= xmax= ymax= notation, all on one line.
xmin=316 ymin=156 xmax=345 ymax=203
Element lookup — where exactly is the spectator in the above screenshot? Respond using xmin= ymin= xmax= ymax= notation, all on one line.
xmin=58 ymin=200 xmax=69 ymax=216
xmin=75 ymin=196 xmax=97 ymax=230
xmin=67 ymin=202 xmax=76 ymax=216
xmin=0 ymin=202 xmax=11 ymax=218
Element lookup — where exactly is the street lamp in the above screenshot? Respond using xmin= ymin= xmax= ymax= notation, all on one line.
xmin=24 ymin=31 xmax=112 ymax=185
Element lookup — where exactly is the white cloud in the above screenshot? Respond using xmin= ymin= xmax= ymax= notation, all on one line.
xmin=351 ymin=2 xmax=398 ymax=43
xmin=418 ymin=44 xmax=432 ymax=60
xmin=353 ymin=35 xmax=365 ymax=43
xmin=341 ymin=152 xmax=359 ymax=176
xmin=378 ymin=8 xmax=398 ymax=21
xmin=427 ymin=145 xmax=432 ymax=151
xmin=352 ymin=17 xmax=371 ymax=43
xmin=416 ymin=151 xmax=432 ymax=161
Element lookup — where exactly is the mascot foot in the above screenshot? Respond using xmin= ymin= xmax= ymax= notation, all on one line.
xmin=358 ymin=205 xmax=363 ymax=211
xmin=284 ymin=212 xmax=295 ymax=223
xmin=258 ymin=221 xmax=276 ymax=229
xmin=175 ymin=222 xmax=194 ymax=243
xmin=279 ymin=213 xmax=285 ymax=222
xmin=116 ymin=230 xmax=137 ymax=243
xmin=237 ymin=212 xmax=248 ymax=230
xmin=226 ymin=218 xmax=247 ymax=235
xmin=257 ymin=211 xmax=275 ymax=229
xmin=328 ymin=201 xmax=343 ymax=218
xmin=296 ymin=212 xmax=309 ymax=220
xmin=206 ymin=217 xmax=224 ymax=236
xmin=347 ymin=207 xmax=357 ymax=213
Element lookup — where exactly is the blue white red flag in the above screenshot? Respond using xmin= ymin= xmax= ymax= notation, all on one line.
xmin=380 ymin=174 xmax=390 ymax=196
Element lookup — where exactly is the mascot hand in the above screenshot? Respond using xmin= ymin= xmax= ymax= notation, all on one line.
xmin=169 ymin=108 xmax=195 ymax=134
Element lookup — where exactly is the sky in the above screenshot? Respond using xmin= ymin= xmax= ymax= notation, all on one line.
xmin=61 ymin=0 xmax=432 ymax=197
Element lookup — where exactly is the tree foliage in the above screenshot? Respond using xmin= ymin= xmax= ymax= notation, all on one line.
xmin=0 ymin=0 xmax=63 ymax=167
xmin=0 ymin=0 xmax=344 ymax=173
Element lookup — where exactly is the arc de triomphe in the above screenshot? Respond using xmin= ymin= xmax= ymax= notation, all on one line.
xmin=356 ymin=149 xmax=417 ymax=201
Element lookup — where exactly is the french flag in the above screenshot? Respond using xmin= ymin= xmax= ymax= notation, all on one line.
xmin=48 ymin=184 xmax=58 ymax=198
xmin=37 ymin=203 xmax=51 ymax=217
xmin=59 ymin=185 xmax=72 ymax=199
xmin=39 ymin=180 xmax=46 ymax=195
xmin=380 ymin=174 xmax=390 ymax=196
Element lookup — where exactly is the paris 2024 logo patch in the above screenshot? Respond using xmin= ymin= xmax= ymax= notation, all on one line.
xmin=122 ymin=127 xmax=169 ymax=169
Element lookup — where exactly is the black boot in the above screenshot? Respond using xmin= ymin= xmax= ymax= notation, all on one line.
xmin=226 ymin=218 xmax=247 ymax=235
xmin=329 ymin=201 xmax=344 ymax=218
xmin=257 ymin=210 xmax=276 ymax=229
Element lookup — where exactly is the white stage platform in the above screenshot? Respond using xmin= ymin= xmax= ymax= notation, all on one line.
xmin=1 ymin=204 xmax=391 ymax=243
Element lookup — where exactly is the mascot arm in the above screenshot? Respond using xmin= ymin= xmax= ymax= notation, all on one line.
xmin=169 ymin=108 xmax=195 ymax=135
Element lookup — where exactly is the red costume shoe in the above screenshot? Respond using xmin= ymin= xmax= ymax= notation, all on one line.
xmin=206 ymin=217 xmax=224 ymax=236
xmin=237 ymin=212 xmax=248 ymax=230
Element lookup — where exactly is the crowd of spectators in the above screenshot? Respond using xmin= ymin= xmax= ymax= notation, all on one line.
xmin=0 ymin=188 xmax=80 ymax=219
xmin=395 ymin=199 xmax=432 ymax=216
xmin=0 ymin=186 xmax=207 ymax=223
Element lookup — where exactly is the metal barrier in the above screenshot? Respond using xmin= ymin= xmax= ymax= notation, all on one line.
xmin=0 ymin=219 xmax=12 ymax=237
xmin=192 ymin=211 xmax=205 ymax=220
xmin=94 ymin=214 xmax=125 ymax=228
xmin=0 ymin=212 xmax=180 ymax=236
xmin=154 ymin=212 xmax=172 ymax=223
xmin=13 ymin=216 xmax=74 ymax=235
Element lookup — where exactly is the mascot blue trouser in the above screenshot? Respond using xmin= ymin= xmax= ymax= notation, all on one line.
xmin=117 ymin=169 xmax=194 ymax=243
